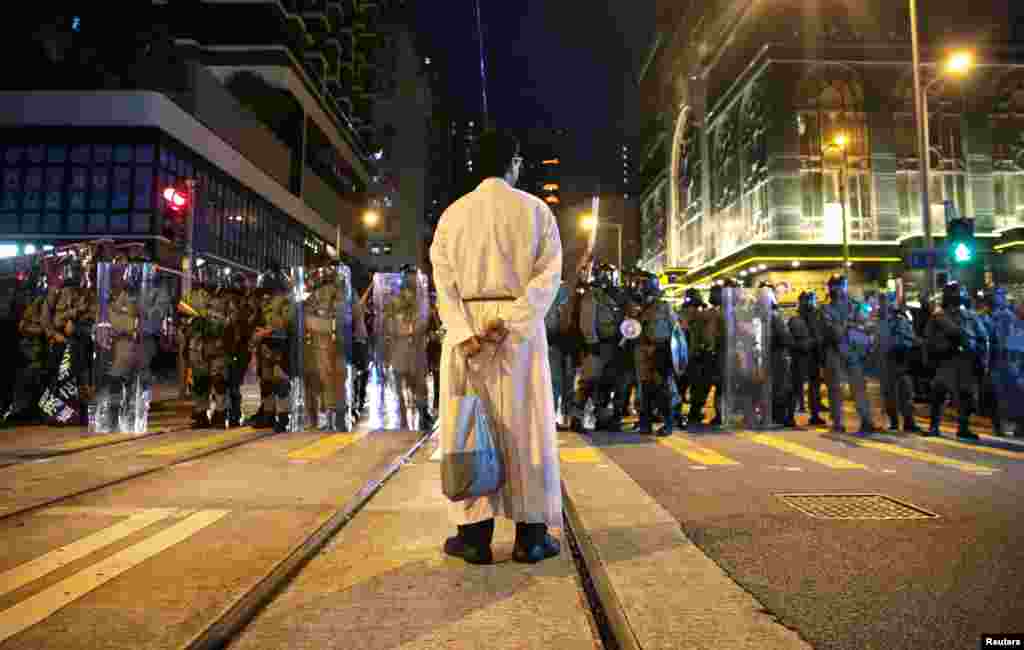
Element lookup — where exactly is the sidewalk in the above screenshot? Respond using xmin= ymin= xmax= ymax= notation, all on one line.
xmin=230 ymin=442 xmax=599 ymax=650
xmin=559 ymin=430 xmax=812 ymax=650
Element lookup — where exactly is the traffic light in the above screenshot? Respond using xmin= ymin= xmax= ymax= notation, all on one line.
xmin=947 ymin=217 xmax=976 ymax=265
xmin=161 ymin=182 xmax=189 ymax=246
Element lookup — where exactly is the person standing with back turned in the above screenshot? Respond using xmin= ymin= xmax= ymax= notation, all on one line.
xmin=430 ymin=129 xmax=564 ymax=565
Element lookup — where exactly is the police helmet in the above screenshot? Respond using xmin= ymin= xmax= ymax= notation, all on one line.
xmin=684 ymin=288 xmax=704 ymax=307
xmin=257 ymin=264 xmax=290 ymax=292
xmin=941 ymin=281 xmax=968 ymax=310
xmin=592 ymin=263 xmax=617 ymax=289
xmin=987 ymin=286 xmax=1008 ymax=310
xmin=632 ymin=271 xmax=660 ymax=297
xmin=798 ymin=291 xmax=817 ymax=311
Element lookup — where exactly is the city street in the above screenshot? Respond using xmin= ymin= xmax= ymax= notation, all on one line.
xmin=0 ymin=381 xmax=1019 ymax=648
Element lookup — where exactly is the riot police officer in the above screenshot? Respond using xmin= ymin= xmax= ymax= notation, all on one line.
xmin=924 ymin=281 xmax=988 ymax=439
xmin=789 ymin=291 xmax=826 ymax=426
xmin=687 ymin=283 xmax=727 ymax=429
xmin=877 ymin=291 xmax=920 ymax=433
xmin=2 ymin=266 xmax=49 ymax=424
xmin=820 ymin=275 xmax=876 ymax=434
xmin=572 ymin=263 xmax=623 ymax=430
xmin=676 ymin=288 xmax=704 ymax=423
xmin=224 ymin=271 xmax=257 ymax=427
xmin=632 ymin=272 xmax=674 ymax=436
xmin=985 ymin=287 xmax=1020 ymax=436
xmin=759 ymin=283 xmax=796 ymax=427
xmin=383 ymin=264 xmax=432 ymax=432
xmin=251 ymin=265 xmax=294 ymax=433
xmin=545 ymin=281 xmax=571 ymax=427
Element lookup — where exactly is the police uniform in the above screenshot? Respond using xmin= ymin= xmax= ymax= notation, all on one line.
xmin=924 ymin=283 xmax=988 ymax=439
xmin=225 ymin=282 xmax=257 ymax=427
xmin=253 ymin=276 xmax=294 ymax=433
xmin=987 ymin=289 xmax=1022 ymax=436
xmin=820 ymin=277 xmax=876 ymax=434
xmin=788 ymin=293 xmax=826 ymax=425
xmin=573 ymin=276 xmax=623 ymax=430
xmin=878 ymin=295 xmax=920 ymax=433
xmin=304 ymin=273 xmax=344 ymax=430
xmin=687 ymin=287 xmax=726 ymax=428
xmin=632 ymin=274 xmax=674 ymax=436
xmin=383 ymin=269 xmax=431 ymax=431
xmin=545 ymin=283 xmax=571 ymax=421
xmin=3 ymin=292 xmax=48 ymax=423
xmin=181 ymin=285 xmax=216 ymax=427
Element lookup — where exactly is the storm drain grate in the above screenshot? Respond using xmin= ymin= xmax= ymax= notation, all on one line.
xmin=776 ymin=494 xmax=939 ymax=520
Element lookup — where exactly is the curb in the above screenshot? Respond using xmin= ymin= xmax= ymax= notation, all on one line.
xmin=181 ymin=432 xmax=432 ymax=650
xmin=561 ymin=483 xmax=641 ymax=650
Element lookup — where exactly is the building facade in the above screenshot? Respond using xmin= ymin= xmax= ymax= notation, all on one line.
xmin=636 ymin=0 xmax=1024 ymax=300
xmin=0 ymin=2 xmax=405 ymax=275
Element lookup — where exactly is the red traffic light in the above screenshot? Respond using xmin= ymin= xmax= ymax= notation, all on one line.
xmin=162 ymin=186 xmax=188 ymax=211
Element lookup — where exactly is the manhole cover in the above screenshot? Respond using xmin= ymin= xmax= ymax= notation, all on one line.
xmin=776 ymin=494 xmax=939 ymax=520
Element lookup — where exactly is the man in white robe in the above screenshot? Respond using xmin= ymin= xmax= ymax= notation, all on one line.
xmin=430 ymin=129 xmax=563 ymax=565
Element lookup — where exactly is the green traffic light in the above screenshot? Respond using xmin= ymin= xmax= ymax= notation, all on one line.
xmin=953 ymin=242 xmax=973 ymax=263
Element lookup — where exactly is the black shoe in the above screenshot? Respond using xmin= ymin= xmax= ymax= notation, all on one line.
xmin=273 ymin=413 xmax=289 ymax=434
xmin=634 ymin=420 xmax=652 ymax=434
xmin=708 ymin=415 xmax=723 ymax=427
xmin=248 ymin=412 xmax=275 ymax=429
xmin=655 ymin=423 xmax=672 ymax=437
xmin=888 ymin=418 xmax=901 ymax=433
xmin=904 ymin=417 xmax=921 ymax=434
xmin=444 ymin=519 xmax=494 ymax=565
xmin=957 ymin=429 xmax=979 ymax=441
xmin=210 ymin=410 xmax=227 ymax=428
xmin=857 ymin=423 xmax=877 ymax=436
xmin=808 ymin=417 xmax=827 ymax=426
xmin=924 ymin=424 xmax=939 ymax=436
xmin=831 ymin=425 xmax=846 ymax=434
xmin=191 ymin=412 xmax=211 ymax=429
xmin=513 ymin=523 xmax=560 ymax=564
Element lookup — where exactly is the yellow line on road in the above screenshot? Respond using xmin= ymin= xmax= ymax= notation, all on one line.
xmin=0 ymin=510 xmax=228 ymax=643
xmin=53 ymin=433 xmax=137 ymax=451
xmin=560 ymin=447 xmax=603 ymax=463
xmin=288 ymin=433 xmax=359 ymax=460
xmin=140 ymin=428 xmax=258 ymax=457
xmin=839 ymin=436 xmax=999 ymax=474
xmin=919 ymin=436 xmax=1024 ymax=461
xmin=0 ymin=509 xmax=178 ymax=598
xmin=658 ymin=437 xmax=740 ymax=465
xmin=744 ymin=433 xmax=867 ymax=469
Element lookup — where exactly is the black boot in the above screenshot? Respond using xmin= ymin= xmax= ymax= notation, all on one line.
xmin=248 ymin=408 xmax=275 ymax=429
xmin=904 ymin=415 xmax=921 ymax=434
xmin=210 ymin=410 xmax=227 ymax=428
xmin=888 ymin=416 xmax=900 ymax=433
xmin=513 ymin=522 xmax=561 ymax=564
xmin=957 ymin=409 xmax=978 ymax=440
xmin=191 ymin=411 xmax=211 ymax=429
xmin=926 ymin=401 xmax=942 ymax=436
xmin=418 ymin=405 xmax=434 ymax=433
xmin=274 ymin=412 xmax=289 ymax=433
xmin=657 ymin=391 xmax=673 ymax=436
xmin=444 ymin=519 xmax=494 ymax=565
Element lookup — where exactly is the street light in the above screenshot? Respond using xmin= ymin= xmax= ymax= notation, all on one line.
xmin=911 ymin=0 xmax=974 ymax=297
xmin=822 ymin=133 xmax=851 ymax=273
xmin=362 ymin=210 xmax=381 ymax=228
xmin=579 ymin=213 xmax=623 ymax=270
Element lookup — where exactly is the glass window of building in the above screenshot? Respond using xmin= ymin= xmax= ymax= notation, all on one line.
xmin=992 ymin=75 xmax=1024 ymax=230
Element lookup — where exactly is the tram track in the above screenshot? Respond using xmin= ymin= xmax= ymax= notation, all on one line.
xmin=0 ymin=425 xmax=280 ymax=523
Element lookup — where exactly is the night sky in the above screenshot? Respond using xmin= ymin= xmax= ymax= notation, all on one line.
xmin=412 ymin=1 xmax=654 ymax=189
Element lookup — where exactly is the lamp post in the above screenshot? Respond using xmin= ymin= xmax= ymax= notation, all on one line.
xmin=823 ymin=134 xmax=850 ymax=273
xmin=910 ymin=0 xmax=973 ymax=296
xmin=580 ymin=214 xmax=623 ymax=270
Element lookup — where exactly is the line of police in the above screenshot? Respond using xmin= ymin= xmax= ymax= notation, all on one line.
xmin=1 ymin=242 xmax=385 ymax=435
xmin=546 ymin=262 xmax=1024 ymax=439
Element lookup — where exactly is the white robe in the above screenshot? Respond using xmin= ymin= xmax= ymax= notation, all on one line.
xmin=430 ymin=177 xmax=564 ymax=528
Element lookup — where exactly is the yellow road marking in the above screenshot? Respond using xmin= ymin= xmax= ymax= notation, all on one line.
xmin=658 ymin=437 xmax=740 ymax=465
xmin=0 ymin=509 xmax=177 ymax=598
xmin=140 ymin=428 xmax=257 ymax=457
xmin=53 ymin=433 xmax=137 ymax=451
xmin=288 ymin=433 xmax=359 ymax=460
xmin=744 ymin=433 xmax=866 ymax=469
xmin=840 ymin=436 xmax=998 ymax=474
xmin=0 ymin=510 xmax=228 ymax=643
xmin=560 ymin=448 xmax=602 ymax=463
xmin=919 ymin=436 xmax=1024 ymax=461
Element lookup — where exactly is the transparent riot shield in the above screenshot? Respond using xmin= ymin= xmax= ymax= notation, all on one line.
xmin=245 ymin=269 xmax=295 ymax=431
xmin=991 ymin=307 xmax=1024 ymax=422
xmin=372 ymin=270 xmax=429 ymax=430
xmin=290 ymin=266 xmax=308 ymax=432
xmin=92 ymin=262 xmax=173 ymax=434
xmin=296 ymin=264 xmax=354 ymax=432
xmin=721 ymin=287 xmax=773 ymax=430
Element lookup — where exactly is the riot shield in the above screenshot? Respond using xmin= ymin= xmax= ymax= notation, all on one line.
xmin=721 ymin=287 xmax=773 ymax=430
xmin=372 ymin=271 xmax=429 ymax=430
xmin=296 ymin=264 xmax=354 ymax=432
xmin=245 ymin=269 xmax=295 ymax=431
xmin=991 ymin=308 xmax=1024 ymax=421
xmin=92 ymin=262 xmax=174 ymax=434
xmin=290 ymin=266 xmax=308 ymax=432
